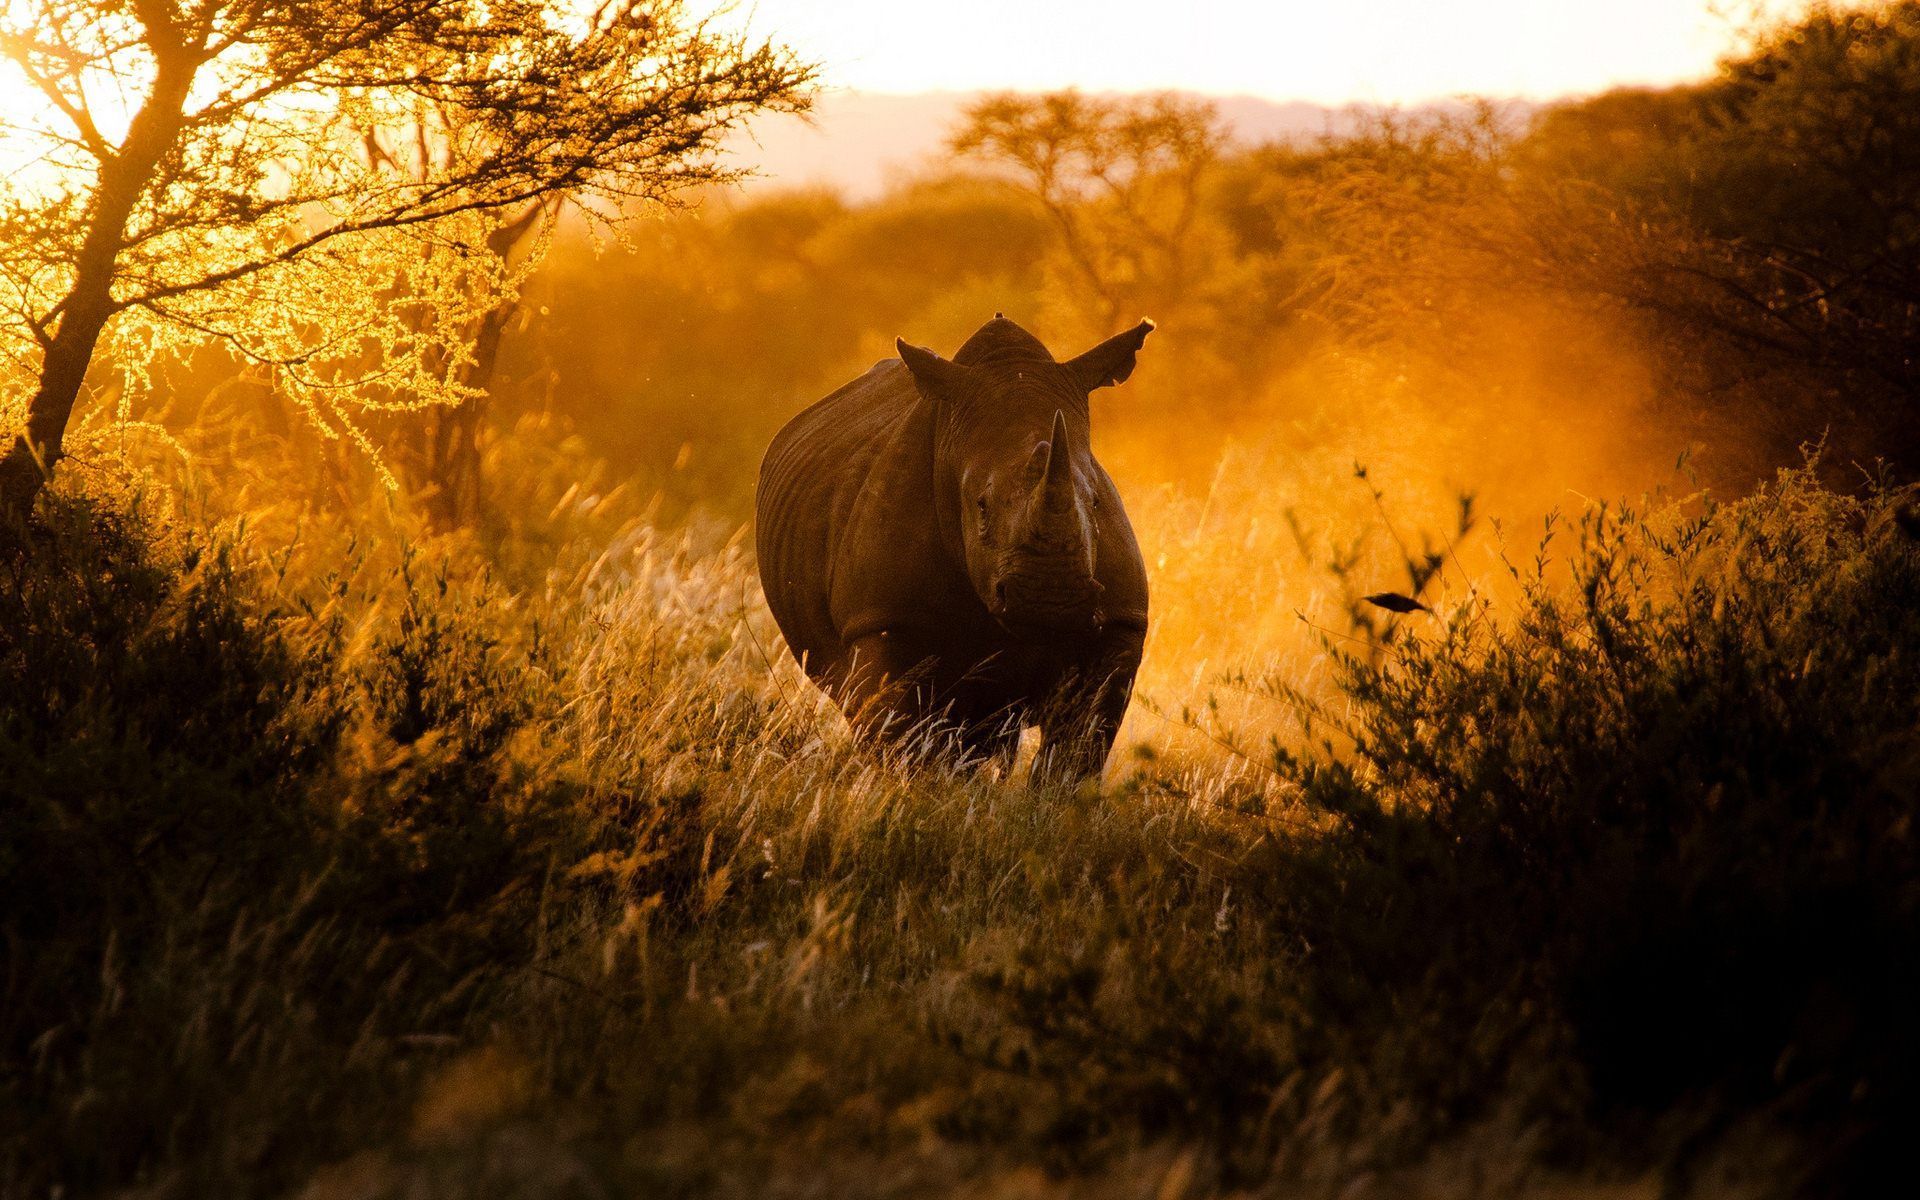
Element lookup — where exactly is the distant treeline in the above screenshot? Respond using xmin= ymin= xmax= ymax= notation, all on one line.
xmin=135 ymin=1 xmax=1920 ymax=540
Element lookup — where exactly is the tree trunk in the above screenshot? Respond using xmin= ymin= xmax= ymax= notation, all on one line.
xmin=0 ymin=291 xmax=116 ymax=520
xmin=415 ymin=201 xmax=548 ymax=532
xmin=432 ymin=301 xmax=512 ymax=530
xmin=0 ymin=42 xmax=196 ymax=526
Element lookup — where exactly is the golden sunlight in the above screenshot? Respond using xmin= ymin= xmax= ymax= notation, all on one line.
xmin=6 ymin=2 xmax=1919 ymax=1196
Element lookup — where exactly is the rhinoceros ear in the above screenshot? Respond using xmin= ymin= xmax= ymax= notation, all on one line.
xmin=897 ymin=338 xmax=968 ymax=401
xmin=1065 ymin=319 xmax=1156 ymax=392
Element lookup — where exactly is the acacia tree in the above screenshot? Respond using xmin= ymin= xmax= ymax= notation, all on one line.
xmin=950 ymin=90 xmax=1225 ymax=330
xmin=1488 ymin=3 xmax=1920 ymax=467
xmin=0 ymin=0 xmax=811 ymax=523
xmin=1636 ymin=0 xmax=1920 ymax=409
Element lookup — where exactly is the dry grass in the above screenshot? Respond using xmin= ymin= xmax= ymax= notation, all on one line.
xmin=6 ymin=450 xmax=1914 ymax=1199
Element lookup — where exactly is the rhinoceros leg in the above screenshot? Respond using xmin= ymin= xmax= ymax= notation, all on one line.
xmin=835 ymin=630 xmax=943 ymax=748
xmin=837 ymin=631 xmax=1028 ymax=773
xmin=1030 ymin=626 xmax=1146 ymax=789
xmin=952 ymin=709 xmax=1025 ymax=776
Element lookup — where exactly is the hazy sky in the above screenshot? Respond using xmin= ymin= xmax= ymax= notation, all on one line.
xmin=740 ymin=0 xmax=1809 ymax=103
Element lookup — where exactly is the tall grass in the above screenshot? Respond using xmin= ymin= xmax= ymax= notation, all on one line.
xmin=3 ymin=459 xmax=1915 ymax=1198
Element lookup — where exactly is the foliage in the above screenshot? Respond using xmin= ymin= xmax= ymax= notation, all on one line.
xmin=0 ymin=494 xmax=621 ymax=1195
xmin=951 ymin=91 xmax=1225 ymax=330
xmin=1240 ymin=464 xmax=1920 ymax=1192
xmin=0 ymin=0 xmax=813 ymax=513
xmin=1518 ymin=2 xmax=1920 ymax=465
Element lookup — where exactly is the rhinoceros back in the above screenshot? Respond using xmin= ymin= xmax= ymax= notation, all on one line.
xmin=756 ymin=360 xmax=920 ymax=674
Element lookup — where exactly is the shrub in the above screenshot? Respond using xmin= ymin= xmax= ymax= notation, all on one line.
xmin=1252 ymin=464 xmax=1920 ymax=1189
xmin=0 ymin=497 xmax=618 ymax=1196
xmin=0 ymin=495 xmax=351 ymax=1191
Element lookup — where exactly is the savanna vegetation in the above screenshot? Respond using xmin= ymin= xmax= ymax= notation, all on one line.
xmin=4 ymin=2 xmax=1918 ymax=1196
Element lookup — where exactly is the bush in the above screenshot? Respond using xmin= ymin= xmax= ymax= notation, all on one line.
xmin=0 ymin=495 xmax=350 ymax=1191
xmin=0 ymin=497 xmax=622 ymax=1196
xmin=1253 ymin=464 xmax=1920 ymax=1190
xmin=0 ymin=496 xmax=341 ymax=1020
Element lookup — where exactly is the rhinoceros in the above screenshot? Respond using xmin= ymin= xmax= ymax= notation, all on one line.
xmin=756 ymin=315 xmax=1153 ymax=785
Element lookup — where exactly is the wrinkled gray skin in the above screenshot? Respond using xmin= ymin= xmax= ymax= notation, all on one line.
xmin=756 ymin=316 xmax=1154 ymax=786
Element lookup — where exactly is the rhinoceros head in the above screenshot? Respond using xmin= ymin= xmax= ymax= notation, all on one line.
xmin=896 ymin=315 xmax=1153 ymax=634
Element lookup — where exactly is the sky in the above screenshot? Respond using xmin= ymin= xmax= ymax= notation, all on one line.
xmin=738 ymin=0 xmax=1810 ymax=103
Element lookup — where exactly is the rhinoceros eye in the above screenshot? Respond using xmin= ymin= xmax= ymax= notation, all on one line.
xmin=975 ymin=496 xmax=990 ymax=535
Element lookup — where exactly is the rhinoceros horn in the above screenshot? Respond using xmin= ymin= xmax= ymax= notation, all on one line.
xmin=1038 ymin=410 xmax=1075 ymax=516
